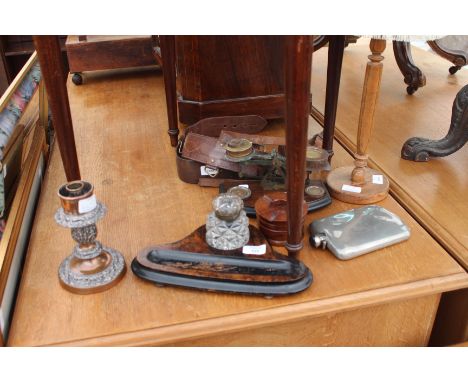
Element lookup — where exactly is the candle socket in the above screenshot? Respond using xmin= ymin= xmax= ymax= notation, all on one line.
xmin=55 ymin=180 xmax=126 ymax=294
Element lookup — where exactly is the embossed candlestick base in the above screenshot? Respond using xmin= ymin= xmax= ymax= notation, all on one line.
xmin=55 ymin=181 xmax=126 ymax=294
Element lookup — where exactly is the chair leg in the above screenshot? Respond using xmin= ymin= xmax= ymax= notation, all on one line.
xmin=313 ymin=36 xmax=329 ymax=51
xmin=159 ymin=35 xmax=179 ymax=147
xmin=427 ymin=40 xmax=468 ymax=75
xmin=401 ymin=84 xmax=468 ymax=161
xmin=393 ymin=41 xmax=426 ymax=95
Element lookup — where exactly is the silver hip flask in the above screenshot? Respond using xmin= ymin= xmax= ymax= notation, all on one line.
xmin=309 ymin=205 xmax=410 ymax=260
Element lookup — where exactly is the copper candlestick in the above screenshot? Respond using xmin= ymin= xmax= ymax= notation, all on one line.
xmin=55 ymin=180 xmax=126 ymax=294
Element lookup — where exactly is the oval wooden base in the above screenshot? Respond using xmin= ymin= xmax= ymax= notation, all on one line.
xmin=327 ymin=166 xmax=389 ymax=205
xmin=132 ymin=225 xmax=312 ymax=296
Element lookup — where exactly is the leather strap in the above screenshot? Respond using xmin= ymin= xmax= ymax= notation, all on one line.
xmin=182 ymin=115 xmax=267 ymax=139
xmin=219 ymin=131 xmax=285 ymax=146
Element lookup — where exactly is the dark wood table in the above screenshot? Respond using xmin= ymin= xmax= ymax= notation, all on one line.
xmin=33 ymin=35 xmax=329 ymax=257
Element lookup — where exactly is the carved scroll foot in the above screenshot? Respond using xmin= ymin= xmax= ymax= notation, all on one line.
xmin=427 ymin=40 xmax=468 ymax=76
xmin=393 ymin=41 xmax=426 ymax=95
xmin=401 ymin=84 xmax=468 ymax=161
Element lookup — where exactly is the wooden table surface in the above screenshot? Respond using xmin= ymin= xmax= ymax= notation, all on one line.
xmin=7 ymin=70 xmax=468 ymax=346
xmin=311 ymin=38 xmax=468 ymax=268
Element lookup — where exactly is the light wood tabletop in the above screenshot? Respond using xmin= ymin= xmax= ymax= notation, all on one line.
xmin=7 ymin=69 xmax=468 ymax=346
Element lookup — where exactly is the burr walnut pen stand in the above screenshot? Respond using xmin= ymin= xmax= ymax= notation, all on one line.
xmin=327 ymin=38 xmax=389 ymax=204
xmin=132 ymin=194 xmax=312 ymax=296
xmin=55 ymin=181 xmax=126 ymax=294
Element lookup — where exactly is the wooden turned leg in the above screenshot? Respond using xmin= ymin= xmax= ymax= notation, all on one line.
xmin=402 ymin=84 xmax=468 ymax=161
xmin=34 ymin=36 xmax=81 ymax=181
xmin=327 ymin=38 xmax=389 ymax=204
xmin=427 ymin=40 xmax=468 ymax=75
xmin=159 ymin=35 xmax=179 ymax=147
xmin=393 ymin=41 xmax=426 ymax=95
xmin=284 ymin=36 xmax=313 ymax=256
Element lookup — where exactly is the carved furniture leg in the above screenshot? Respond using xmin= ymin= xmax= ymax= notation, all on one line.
xmin=34 ymin=36 xmax=81 ymax=181
xmin=313 ymin=36 xmax=329 ymax=51
xmin=284 ymin=36 xmax=313 ymax=256
xmin=393 ymin=41 xmax=426 ymax=95
xmin=159 ymin=35 xmax=179 ymax=147
xmin=322 ymin=35 xmax=346 ymax=159
xmin=344 ymin=35 xmax=359 ymax=47
xmin=327 ymin=38 xmax=389 ymax=204
xmin=427 ymin=40 xmax=468 ymax=75
xmin=401 ymin=84 xmax=468 ymax=161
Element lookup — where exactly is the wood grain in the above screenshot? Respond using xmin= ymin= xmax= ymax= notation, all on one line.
xmin=66 ymin=36 xmax=155 ymax=73
xmin=175 ymin=294 xmax=440 ymax=346
xmin=284 ymin=36 xmax=312 ymax=255
xmin=7 ymin=70 xmax=467 ymax=346
xmin=311 ymin=38 xmax=468 ymax=268
xmin=175 ymin=36 xmax=285 ymax=124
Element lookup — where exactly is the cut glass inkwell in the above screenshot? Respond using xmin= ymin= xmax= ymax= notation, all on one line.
xmin=206 ymin=194 xmax=250 ymax=251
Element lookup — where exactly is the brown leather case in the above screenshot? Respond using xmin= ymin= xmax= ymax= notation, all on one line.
xmin=182 ymin=133 xmax=241 ymax=173
xmin=176 ymin=115 xmax=268 ymax=184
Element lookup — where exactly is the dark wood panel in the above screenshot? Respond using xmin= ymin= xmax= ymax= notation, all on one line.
xmin=175 ymin=36 xmax=285 ymax=122
xmin=429 ymin=288 xmax=468 ymax=346
xmin=66 ymin=36 xmax=155 ymax=73
xmin=178 ymin=94 xmax=285 ymax=125
xmin=0 ymin=35 xmax=68 ymax=94
xmin=284 ymin=36 xmax=312 ymax=256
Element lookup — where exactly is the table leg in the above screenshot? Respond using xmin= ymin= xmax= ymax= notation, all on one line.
xmin=322 ymin=35 xmax=346 ymax=158
xmin=284 ymin=36 xmax=313 ymax=256
xmin=159 ymin=35 xmax=179 ymax=147
xmin=34 ymin=36 xmax=80 ymax=181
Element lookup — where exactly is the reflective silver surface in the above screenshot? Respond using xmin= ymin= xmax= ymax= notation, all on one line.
xmin=310 ymin=205 xmax=410 ymax=260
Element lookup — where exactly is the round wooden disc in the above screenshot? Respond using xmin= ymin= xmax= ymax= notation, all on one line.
xmin=326 ymin=166 xmax=389 ymax=204
xmin=255 ymin=192 xmax=308 ymax=223
xmin=258 ymin=216 xmax=288 ymax=229
xmin=258 ymin=216 xmax=305 ymax=231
